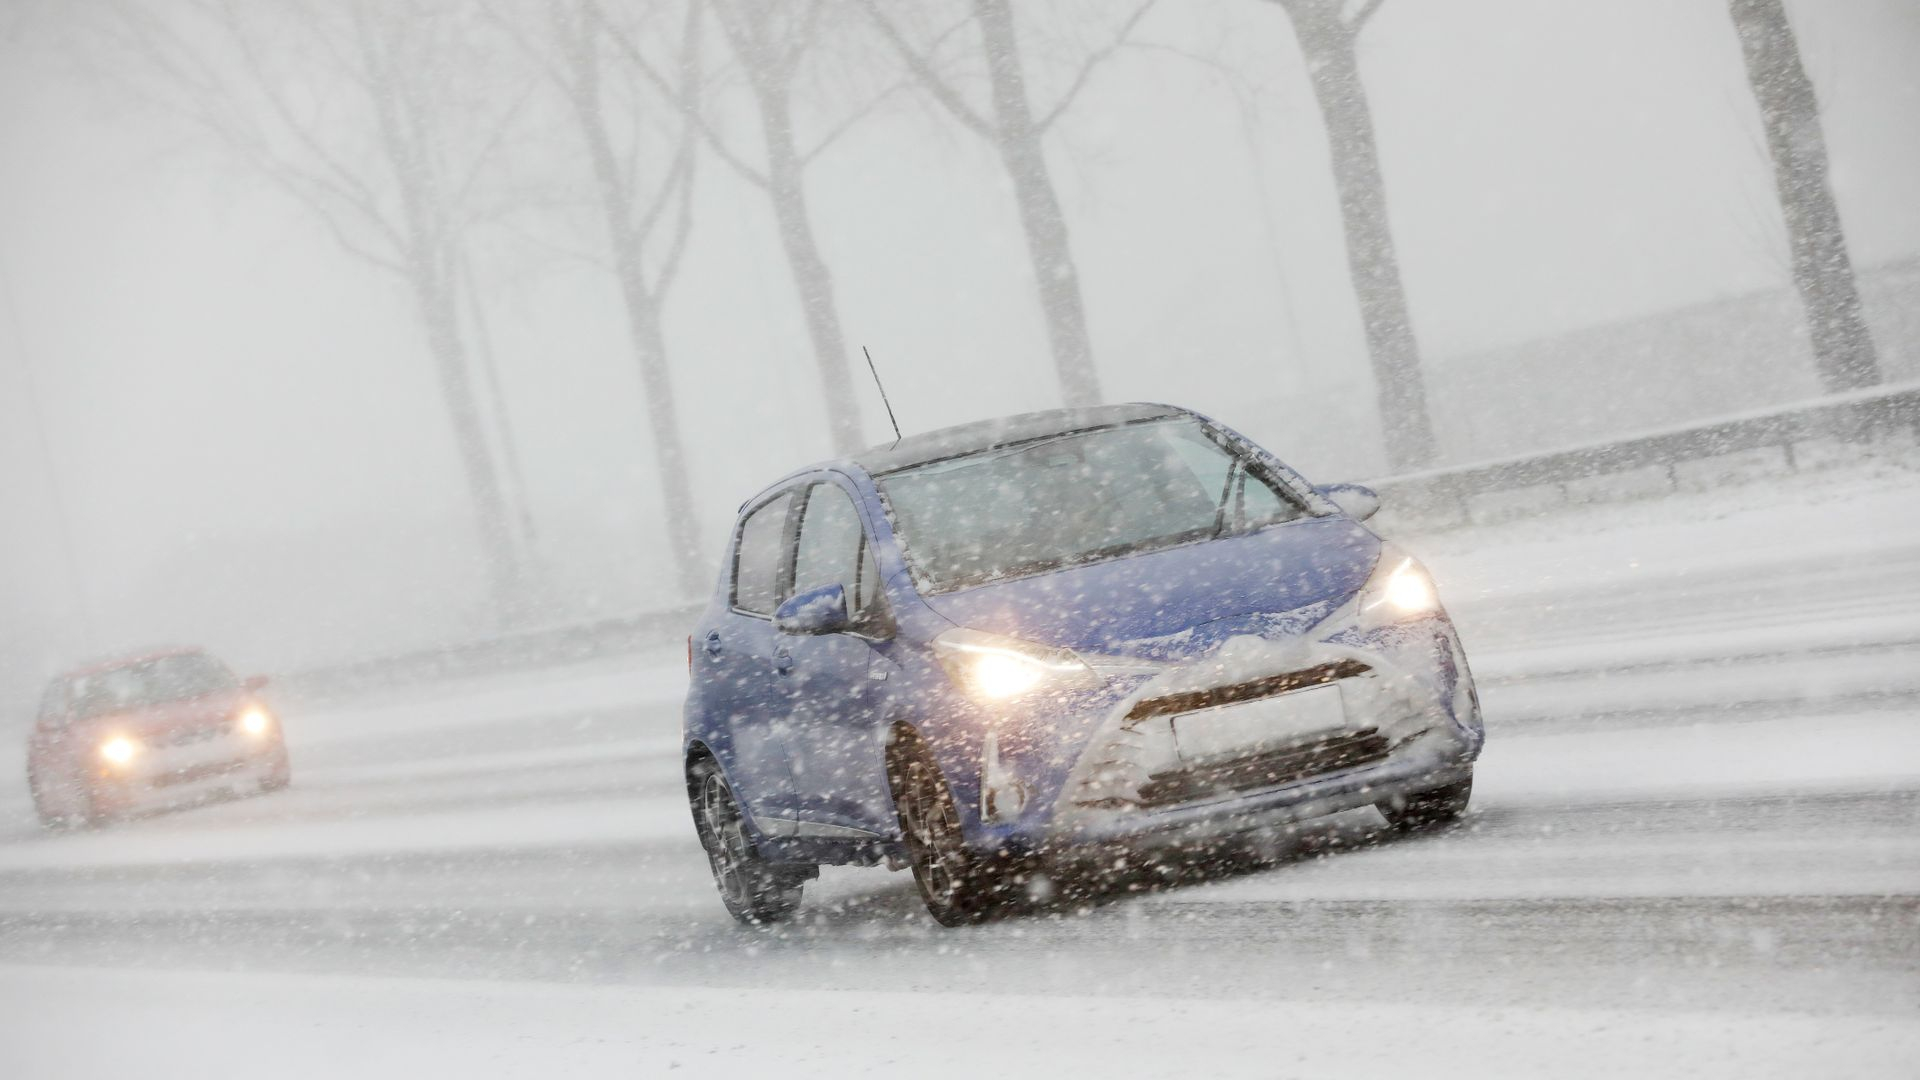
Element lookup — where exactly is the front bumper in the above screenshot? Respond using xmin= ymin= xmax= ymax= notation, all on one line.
xmin=91 ymin=733 xmax=285 ymax=812
xmin=968 ymin=616 xmax=1482 ymax=861
xmin=1045 ymin=725 xmax=1475 ymax=857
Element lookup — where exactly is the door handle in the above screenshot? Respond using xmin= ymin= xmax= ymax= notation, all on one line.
xmin=703 ymin=631 xmax=723 ymax=656
xmin=773 ymin=649 xmax=794 ymax=675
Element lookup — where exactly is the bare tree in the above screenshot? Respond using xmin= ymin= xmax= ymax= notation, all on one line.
xmin=1268 ymin=0 xmax=1435 ymax=471
xmin=490 ymin=0 xmax=706 ymax=596
xmin=92 ymin=0 xmax=531 ymax=619
xmin=1726 ymin=0 xmax=1880 ymax=392
xmin=599 ymin=0 xmax=870 ymax=454
xmin=862 ymin=0 xmax=1156 ymax=409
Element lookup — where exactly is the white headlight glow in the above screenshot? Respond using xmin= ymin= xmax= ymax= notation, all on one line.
xmin=1382 ymin=560 xmax=1437 ymax=614
xmin=1359 ymin=555 xmax=1441 ymax=623
xmin=932 ymin=629 xmax=1103 ymax=703
xmin=99 ymin=736 xmax=139 ymax=766
xmin=238 ymin=707 xmax=272 ymax=737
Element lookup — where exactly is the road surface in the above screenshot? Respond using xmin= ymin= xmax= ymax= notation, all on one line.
xmin=1 ymin=474 xmax=1916 ymax=1077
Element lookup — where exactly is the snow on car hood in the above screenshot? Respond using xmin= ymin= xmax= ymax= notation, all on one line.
xmin=917 ymin=515 xmax=1381 ymax=659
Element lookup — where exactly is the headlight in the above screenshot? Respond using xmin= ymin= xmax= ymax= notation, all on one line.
xmin=932 ymin=628 xmax=1103 ymax=703
xmin=1357 ymin=554 xmax=1440 ymax=625
xmin=237 ymin=706 xmax=273 ymax=737
xmin=98 ymin=736 xmax=140 ymax=766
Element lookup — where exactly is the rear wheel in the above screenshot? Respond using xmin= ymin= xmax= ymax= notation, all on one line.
xmin=889 ymin=739 xmax=1012 ymax=927
xmin=1379 ymin=773 xmax=1473 ymax=831
xmin=258 ymin=742 xmax=292 ymax=792
xmin=689 ymin=757 xmax=804 ymax=925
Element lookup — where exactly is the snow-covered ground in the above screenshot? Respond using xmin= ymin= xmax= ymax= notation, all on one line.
xmin=6 ymin=964 xmax=1915 ymax=1080
xmin=2 ymin=465 xmax=1917 ymax=1077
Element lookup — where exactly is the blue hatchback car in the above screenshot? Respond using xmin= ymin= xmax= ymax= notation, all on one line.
xmin=684 ymin=404 xmax=1483 ymax=925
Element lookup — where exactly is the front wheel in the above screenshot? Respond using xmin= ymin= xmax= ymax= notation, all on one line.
xmin=889 ymin=739 xmax=1014 ymax=927
xmin=1379 ymin=773 xmax=1473 ymax=831
xmin=28 ymin=760 xmax=98 ymax=830
xmin=258 ymin=742 xmax=292 ymax=792
xmin=688 ymin=758 xmax=804 ymax=925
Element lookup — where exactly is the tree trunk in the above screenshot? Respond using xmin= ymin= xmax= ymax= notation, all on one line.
xmin=1727 ymin=0 xmax=1880 ymax=391
xmin=973 ymin=0 xmax=1102 ymax=408
xmin=620 ymin=290 xmax=705 ymax=597
xmin=359 ymin=22 xmax=524 ymax=622
xmin=1284 ymin=7 xmax=1437 ymax=472
xmin=754 ymin=84 xmax=866 ymax=455
xmin=414 ymin=266 xmax=525 ymax=621
xmin=566 ymin=30 xmax=707 ymax=598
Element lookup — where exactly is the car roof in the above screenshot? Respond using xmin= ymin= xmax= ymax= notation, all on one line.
xmin=60 ymin=646 xmax=210 ymax=679
xmin=848 ymin=402 xmax=1188 ymax=475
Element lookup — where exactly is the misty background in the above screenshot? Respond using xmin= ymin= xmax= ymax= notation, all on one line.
xmin=1 ymin=0 xmax=1916 ymax=719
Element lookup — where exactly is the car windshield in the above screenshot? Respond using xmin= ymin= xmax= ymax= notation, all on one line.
xmin=68 ymin=654 xmax=237 ymax=719
xmin=876 ymin=417 xmax=1307 ymax=593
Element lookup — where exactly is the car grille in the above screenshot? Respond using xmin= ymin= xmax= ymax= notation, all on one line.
xmin=1135 ymin=726 xmax=1390 ymax=810
xmin=153 ymin=726 xmax=227 ymax=748
xmin=1125 ymin=659 xmax=1372 ymax=722
xmin=153 ymin=759 xmax=247 ymax=788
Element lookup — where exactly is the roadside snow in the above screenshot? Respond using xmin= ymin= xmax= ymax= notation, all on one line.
xmin=0 ymin=795 xmax=685 ymax=872
xmin=2 ymin=965 xmax=1911 ymax=1080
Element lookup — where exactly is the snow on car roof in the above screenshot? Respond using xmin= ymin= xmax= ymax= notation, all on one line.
xmin=850 ymin=402 xmax=1185 ymax=475
xmin=61 ymin=645 xmax=210 ymax=679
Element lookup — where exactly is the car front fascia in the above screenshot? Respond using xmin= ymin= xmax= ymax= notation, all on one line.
xmin=911 ymin=611 xmax=1482 ymax=863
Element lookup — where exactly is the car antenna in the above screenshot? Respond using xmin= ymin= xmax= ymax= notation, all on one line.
xmin=863 ymin=345 xmax=904 ymax=449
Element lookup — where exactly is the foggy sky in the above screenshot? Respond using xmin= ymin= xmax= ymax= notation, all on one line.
xmin=2 ymin=0 xmax=1916 ymax=712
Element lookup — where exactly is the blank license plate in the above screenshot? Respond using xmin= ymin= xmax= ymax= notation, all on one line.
xmin=1172 ymin=684 xmax=1349 ymax=765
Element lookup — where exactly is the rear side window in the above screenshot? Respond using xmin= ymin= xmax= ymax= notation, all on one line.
xmin=731 ymin=491 xmax=794 ymax=616
xmin=37 ymin=679 xmax=69 ymax=728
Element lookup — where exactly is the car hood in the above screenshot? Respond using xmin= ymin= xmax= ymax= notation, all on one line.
xmin=74 ymin=689 xmax=247 ymax=741
xmin=916 ymin=516 xmax=1381 ymax=660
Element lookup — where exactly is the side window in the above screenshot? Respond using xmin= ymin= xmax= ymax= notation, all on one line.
xmin=791 ymin=483 xmax=865 ymax=603
xmin=853 ymin=539 xmax=882 ymax=617
xmin=731 ymin=491 xmax=794 ymax=616
xmin=1236 ymin=468 xmax=1305 ymax=531
xmin=1166 ymin=427 xmax=1235 ymax=508
xmin=37 ymin=679 xmax=68 ymax=729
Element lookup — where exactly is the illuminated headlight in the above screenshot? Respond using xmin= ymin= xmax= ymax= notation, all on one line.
xmin=932 ymin=628 xmax=1102 ymax=703
xmin=98 ymin=736 xmax=140 ymax=766
xmin=1358 ymin=554 xmax=1441 ymax=625
xmin=237 ymin=707 xmax=273 ymax=737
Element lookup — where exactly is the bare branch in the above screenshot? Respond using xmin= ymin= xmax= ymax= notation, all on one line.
xmin=450 ymin=74 xmax=539 ymax=221
xmin=588 ymin=0 xmax=768 ymax=187
xmin=799 ymin=76 xmax=910 ymax=165
xmin=856 ymin=0 xmax=993 ymax=139
xmin=1034 ymin=0 xmax=1159 ymax=134
xmin=1348 ymin=0 xmax=1388 ymax=31
xmin=765 ymin=0 xmax=828 ymax=82
xmin=649 ymin=147 xmax=697 ymax=296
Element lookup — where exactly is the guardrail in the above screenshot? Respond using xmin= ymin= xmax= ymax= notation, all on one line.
xmin=283 ymin=382 xmax=1920 ymax=700
xmin=1367 ymin=380 xmax=1920 ymax=526
xmin=280 ymin=603 xmax=703 ymax=702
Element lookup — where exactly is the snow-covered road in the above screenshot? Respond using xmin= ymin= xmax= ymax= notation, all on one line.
xmin=2 ymin=471 xmax=1917 ymax=1077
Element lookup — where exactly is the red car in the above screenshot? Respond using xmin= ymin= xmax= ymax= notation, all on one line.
xmin=26 ymin=647 xmax=291 ymax=827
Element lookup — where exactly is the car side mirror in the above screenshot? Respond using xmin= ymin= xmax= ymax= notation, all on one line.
xmin=774 ymin=584 xmax=852 ymax=636
xmin=1319 ymin=482 xmax=1382 ymax=522
xmin=243 ymin=674 xmax=271 ymax=693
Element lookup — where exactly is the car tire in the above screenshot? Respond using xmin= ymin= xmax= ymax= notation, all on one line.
xmin=259 ymin=743 xmax=293 ymax=792
xmin=888 ymin=737 xmax=1011 ymax=927
xmin=29 ymin=761 xmax=98 ymax=830
xmin=27 ymin=765 xmax=70 ymax=830
xmin=688 ymin=757 xmax=805 ymax=926
xmin=1379 ymin=773 xmax=1473 ymax=831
